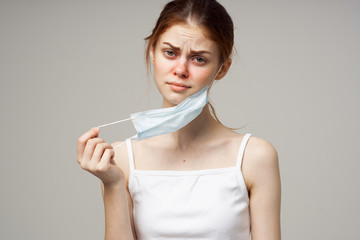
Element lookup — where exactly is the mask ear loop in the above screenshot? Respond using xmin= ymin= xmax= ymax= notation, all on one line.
xmin=213 ymin=64 xmax=224 ymax=83
xmin=96 ymin=118 xmax=137 ymax=150
xmin=97 ymin=117 xmax=132 ymax=128
xmin=112 ymin=135 xmax=138 ymax=150
xmin=206 ymin=64 xmax=224 ymax=94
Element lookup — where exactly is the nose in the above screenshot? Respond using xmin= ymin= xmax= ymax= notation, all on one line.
xmin=173 ymin=59 xmax=189 ymax=78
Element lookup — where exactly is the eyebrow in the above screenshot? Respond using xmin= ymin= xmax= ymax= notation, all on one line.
xmin=162 ymin=42 xmax=212 ymax=55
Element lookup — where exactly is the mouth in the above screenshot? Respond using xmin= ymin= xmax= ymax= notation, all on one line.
xmin=167 ymin=81 xmax=191 ymax=91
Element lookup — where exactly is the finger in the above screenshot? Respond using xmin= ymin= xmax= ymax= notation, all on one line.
xmin=77 ymin=127 xmax=100 ymax=163
xmin=91 ymin=143 xmax=112 ymax=164
xmin=98 ymin=148 xmax=115 ymax=169
xmin=81 ymin=137 xmax=104 ymax=165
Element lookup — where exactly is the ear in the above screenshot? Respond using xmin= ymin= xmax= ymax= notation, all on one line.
xmin=150 ymin=47 xmax=155 ymax=64
xmin=215 ymin=58 xmax=232 ymax=80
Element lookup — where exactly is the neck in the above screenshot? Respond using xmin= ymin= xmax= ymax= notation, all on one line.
xmin=166 ymin=104 xmax=223 ymax=150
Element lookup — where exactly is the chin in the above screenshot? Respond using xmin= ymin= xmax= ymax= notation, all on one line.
xmin=163 ymin=92 xmax=187 ymax=107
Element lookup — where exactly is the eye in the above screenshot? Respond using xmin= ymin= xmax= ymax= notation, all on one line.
xmin=164 ymin=50 xmax=176 ymax=57
xmin=192 ymin=56 xmax=206 ymax=64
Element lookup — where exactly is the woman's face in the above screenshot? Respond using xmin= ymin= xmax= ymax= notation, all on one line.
xmin=151 ymin=23 xmax=222 ymax=108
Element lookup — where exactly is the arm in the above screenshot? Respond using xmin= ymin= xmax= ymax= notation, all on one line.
xmin=243 ymin=136 xmax=281 ymax=240
xmin=101 ymin=181 xmax=135 ymax=240
xmin=101 ymin=142 xmax=137 ymax=240
xmin=77 ymin=128 xmax=135 ymax=240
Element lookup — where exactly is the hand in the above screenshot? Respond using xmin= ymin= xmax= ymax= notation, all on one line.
xmin=77 ymin=127 xmax=124 ymax=185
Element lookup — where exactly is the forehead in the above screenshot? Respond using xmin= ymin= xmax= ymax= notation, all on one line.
xmin=157 ymin=24 xmax=218 ymax=52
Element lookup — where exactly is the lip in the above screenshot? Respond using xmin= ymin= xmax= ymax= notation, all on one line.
xmin=167 ymin=81 xmax=191 ymax=92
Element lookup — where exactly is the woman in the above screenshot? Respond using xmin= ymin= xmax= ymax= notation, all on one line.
xmin=77 ymin=0 xmax=281 ymax=239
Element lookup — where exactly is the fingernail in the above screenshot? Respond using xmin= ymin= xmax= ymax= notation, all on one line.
xmin=91 ymin=127 xmax=100 ymax=132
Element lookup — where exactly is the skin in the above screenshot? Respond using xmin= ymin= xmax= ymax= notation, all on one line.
xmin=77 ymin=23 xmax=281 ymax=240
xmin=150 ymin=23 xmax=225 ymax=107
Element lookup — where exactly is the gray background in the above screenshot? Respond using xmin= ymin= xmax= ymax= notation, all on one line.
xmin=1 ymin=0 xmax=359 ymax=239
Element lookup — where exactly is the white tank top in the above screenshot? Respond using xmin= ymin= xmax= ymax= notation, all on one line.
xmin=126 ymin=133 xmax=252 ymax=240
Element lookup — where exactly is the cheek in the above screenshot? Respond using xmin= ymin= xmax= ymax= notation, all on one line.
xmin=154 ymin=50 xmax=175 ymax=71
xmin=154 ymin=58 xmax=175 ymax=77
xmin=190 ymin=68 xmax=214 ymax=83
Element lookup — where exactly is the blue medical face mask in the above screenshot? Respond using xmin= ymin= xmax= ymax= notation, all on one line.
xmin=97 ymin=65 xmax=223 ymax=148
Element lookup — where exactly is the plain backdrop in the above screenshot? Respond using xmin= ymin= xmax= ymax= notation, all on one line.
xmin=1 ymin=0 xmax=359 ymax=239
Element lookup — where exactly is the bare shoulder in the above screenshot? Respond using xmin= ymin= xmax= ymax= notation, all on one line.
xmin=242 ymin=135 xmax=280 ymax=190
xmin=111 ymin=141 xmax=131 ymax=183
xmin=246 ymin=135 xmax=279 ymax=167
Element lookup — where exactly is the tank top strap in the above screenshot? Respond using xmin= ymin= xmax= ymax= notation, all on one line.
xmin=126 ymin=138 xmax=135 ymax=172
xmin=236 ymin=133 xmax=253 ymax=169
